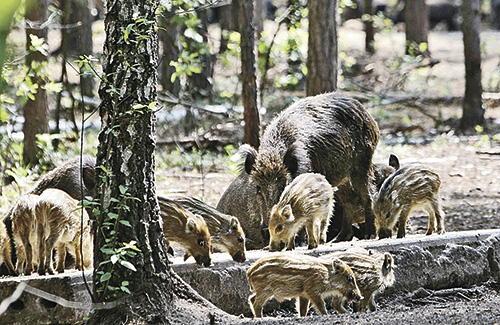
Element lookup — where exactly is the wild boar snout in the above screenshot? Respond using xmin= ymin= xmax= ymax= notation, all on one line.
xmin=232 ymin=250 xmax=246 ymax=263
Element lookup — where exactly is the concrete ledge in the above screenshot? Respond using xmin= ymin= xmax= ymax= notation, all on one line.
xmin=1 ymin=229 xmax=499 ymax=322
xmin=172 ymin=229 xmax=500 ymax=316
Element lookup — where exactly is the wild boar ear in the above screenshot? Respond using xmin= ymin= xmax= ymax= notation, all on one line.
xmin=230 ymin=216 xmax=239 ymax=230
xmin=389 ymin=154 xmax=400 ymax=170
xmin=283 ymin=144 xmax=299 ymax=176
xmin=383 ymin=253 xmax=393 ymax=270
xmin=283 ymin=205 xmax=294 ymax=222
xmin=241 ymin=144 xmax=258 ymax=175
xmin=331 ymin=258 xmax=343 ymax=274
xmin=186 ymin=218 xmax=197 ymax=234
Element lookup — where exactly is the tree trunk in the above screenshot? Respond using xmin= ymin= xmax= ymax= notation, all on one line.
xmin=364 ymin=0 xmax=375 ymax=54
xmin=404 ymin=0 xmax=429 ymax=56
xmin=61 ymin=0 xmax=95 ymax=97
xmin=255 ymin=0 xmax=266 ymax=37
xmin=22 ymin=0 xmax=49 ymax=166
xmin=0 ymin=1 xmax=21 ymax=89
xmin=306 ymin=0 xmax=339 ymax=95
xmin=158 ymin=12 xmax=181 ymax=96
xmin=460 ymin=0 xmax=484 ymax=129
xmin=239 ymin=0 xmax=261 ymax=149
xmin=219 ymin=0 xmax=239 ymax=53
xmin=87 ymin=0 xmax=172 ymax=322
xmin=188 ymin=9 xmax=214 ymax=98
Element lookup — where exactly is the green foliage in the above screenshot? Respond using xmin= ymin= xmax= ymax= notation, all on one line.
xmin=160 ymin=0 xmax=212 ymax=91
xmin=86 ymin=167 xmax=141 ymax=301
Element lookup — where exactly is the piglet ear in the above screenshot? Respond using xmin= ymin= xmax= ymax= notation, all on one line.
xmin=283 ymin=205 xmax=294 ymax=222
xmin=332 ymin=258 xmax=343 ymax=274
xmin=389 ymin=154 xmax=400 ymax=170
xmin=230 ymin=216 xmax=239 ymax=229
xmin=186 ymin=218 xmax=196 ymax=233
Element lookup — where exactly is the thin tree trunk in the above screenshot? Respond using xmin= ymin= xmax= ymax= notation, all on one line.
xmin=61 ymin=0 xmax=95 ymax=97
xmin=364 ymin=0 xmax=375 ymax=54
xmin=188 ymin=9 xmax=213 ymax=98
xmin=158 ymin=12 xmax=180 ymax=96
xmin=87 ymin=0 xmax=171 ymax=322
xmin=460 ymin=0 xmax=484 ymax=129
xmin=219 ymin=0 xmax=239 ymax=53
xmin=239 ymin=0 xmax=260 ymax=148
xmin=404 ymin=0 xmax=429 ymax=56
xmin=306 ymin=0 xmax=339 ymax=95
xmin=23 ymin=0 xmax=49 ymax=166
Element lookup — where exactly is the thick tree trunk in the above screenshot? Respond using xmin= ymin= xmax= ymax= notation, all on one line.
xmin=306 ymin=0 xmax=339 ymax=95
xmin=22 ymin=0 xmax=49 ymax=166
xmin=404 ymin=0 xmax=429 ymax=56
xmin=460 ymin=0 xmax=484 ymax=129
xmin=239 ymin=0 xmax=260 ymax=149
xmin=364 ymin=0 xmax=375 ymax=54
xmin=87 ymin=0 xmax=172 ymax=322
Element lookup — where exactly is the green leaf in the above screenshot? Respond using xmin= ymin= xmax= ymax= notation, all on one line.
xmin=119 ymin=220 xmax=132 ymax=227
xmin=108 ymin=212 xmax=119 ymax=220
xmin=110 ymin=255 xmax=119 ymax=264
xmin=119 ymin=185 xmax=127 ymax=195
xmin=124 ymin=23 xmax=134 ymax=42
xmin=120 ymin=260 xmax=137 ymax=272
xmin=0 ymin=108 xmax=8 ymax=123
xmin=100 ymin=272 xmax=112 ymax=282
xmin=122 ymin=281 xmax=129 ymax=286
xmin=121 ymin=286 xmax=131 ymax=294
xmin=100 ymin=248 xmax=115 ymax=255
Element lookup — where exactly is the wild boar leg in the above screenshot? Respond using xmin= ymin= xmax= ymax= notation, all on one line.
xmin=298 ymin=296 xmax=310 ymax=316
xmin=330 ymin=295 xmax=346 ymax=314
xmin=305 ymin=220 xmax=318 ymax=249
xmin=308 ymin=294 xmax=328 ymax=315
xmin=351 ymin=161 xmax=376 ymax=239
xmin=333 ymin=185 xmax=355 ymax=242
xmin=396 ymin=206 xmax=411 ymax=238
xmin=56 ymin=242 xmax=66 ymax=273
xmin=320 ymin=217 xmax=328 ymax=244
xmin=425 ymin=204 xmax=437 ymax=235
xmin=250 ymin=292 xmax=270 ymax=318
xmin=24 ymin=242 xmax=34 ymax=275
xmin=368 ymin=295 xmax=378 ymax=311
xmin=433 ymin=196 xmax=446 ymax=234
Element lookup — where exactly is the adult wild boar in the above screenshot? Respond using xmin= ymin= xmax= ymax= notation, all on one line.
xmin=29 ymin=155 xmax=96 ymax=200
xmin=219 ymin=92 xmax=380 ymax=244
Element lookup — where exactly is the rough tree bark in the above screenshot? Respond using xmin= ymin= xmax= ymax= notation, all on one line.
xmin=22 ymin=0 xmax=49 ymax=166
xmin=404 ymin=0 xmax=429 ymax=56
xmin=87 ymin=0 xmax=172 ymax=322
xmin=306 ymin=0 xmax=339 ymax=95
xmin=460 ymin=0 xmax=484 ymax=129
xmin=239 ymin=0 xmax=260 ymax=149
